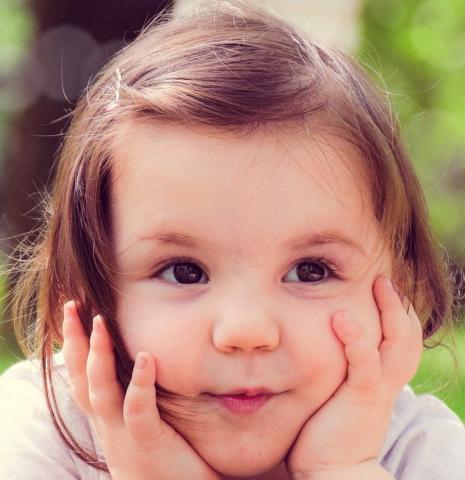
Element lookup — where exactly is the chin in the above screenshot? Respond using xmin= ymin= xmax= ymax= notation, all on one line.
xmin=193 ymin=431 xmax=292 ymax=477
xmin=206 ymin=450 xmax=283 ymax=477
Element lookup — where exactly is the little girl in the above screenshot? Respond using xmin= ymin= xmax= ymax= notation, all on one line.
xmin=1 ymin=1 xmax=464 ymax=479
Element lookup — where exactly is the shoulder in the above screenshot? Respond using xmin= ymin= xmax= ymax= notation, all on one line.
xmin=0 ymin=352 xmax=102 ymax=479
xmin=0 ymin=351 xmax=70 ymax=420
xmin=0 ymin=355 xmax=51 ymax=432
xmin=380 ymin=384 xmax=465 ymax=480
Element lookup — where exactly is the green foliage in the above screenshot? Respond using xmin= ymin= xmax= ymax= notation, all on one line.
xmin=0 ymin=0 xmax=34 ymax=157
xmin=410 ymin=327 xmax=465 ymax=421
xmin=0 ymin=0 xmax=34 ymax=75
xmin=360 ymin=0 xmax=465 ymax=262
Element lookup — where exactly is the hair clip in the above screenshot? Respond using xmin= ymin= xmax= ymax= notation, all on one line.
xmin=105 ymin=68 xmax=122 ymax=111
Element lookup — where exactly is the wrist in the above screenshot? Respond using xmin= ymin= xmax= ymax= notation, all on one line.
xmin=292 ymin=460 xmax=394 ymax=480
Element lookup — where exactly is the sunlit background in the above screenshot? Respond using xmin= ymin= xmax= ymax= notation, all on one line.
xmin=0 ymin=0 xmax=464 ymax=419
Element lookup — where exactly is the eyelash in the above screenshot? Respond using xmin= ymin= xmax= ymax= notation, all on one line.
xmin=150 ymin=255 xmax=342 ymax=287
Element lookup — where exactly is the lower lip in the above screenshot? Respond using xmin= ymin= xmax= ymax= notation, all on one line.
xmin=214 ymin=394 xmax=273 ymax=414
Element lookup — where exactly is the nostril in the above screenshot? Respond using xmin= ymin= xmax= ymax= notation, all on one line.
xmin=226 ymin=345 xmax=240 ymax=353
xmin=212 ymin=325 xmax=280 ymax=353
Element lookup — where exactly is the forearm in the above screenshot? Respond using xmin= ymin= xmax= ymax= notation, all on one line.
xmin=293 ymin=461 xmax=394 ymax=480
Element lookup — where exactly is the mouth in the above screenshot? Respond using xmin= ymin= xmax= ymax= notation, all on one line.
xmin=206 ymin=388 xmax=283 ymax=414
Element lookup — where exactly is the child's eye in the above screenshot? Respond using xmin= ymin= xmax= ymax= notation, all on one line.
xmin=151 ymin=256 xmax=339 ymax=286
xmin=152 ymin=257 xmax=208 ymax=285
xmin=283 ymin=258 xmax=338 ymax=284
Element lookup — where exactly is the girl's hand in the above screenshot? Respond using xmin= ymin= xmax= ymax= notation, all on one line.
xmin=286 ymin=275 xmax=423 ymax=479
xmin=62 ymin=301 xmax=220 ymax=480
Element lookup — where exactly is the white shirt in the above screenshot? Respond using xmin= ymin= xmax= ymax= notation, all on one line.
xmin=1 ymin=351 xmax=465 ymax=479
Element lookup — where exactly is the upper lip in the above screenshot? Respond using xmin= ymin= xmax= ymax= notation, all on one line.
xmin=210 ymin=388 xmax=277 ymax=397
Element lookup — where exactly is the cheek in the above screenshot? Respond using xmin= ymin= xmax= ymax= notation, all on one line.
xmin=288 ymin=301 xmax=346 ymax=375
xmin=282 ymin=303 xmax=348 ymax=421
xmin=292 ymin=285 xmax=381 ymax=378
xmin=117 ymin=297 xmax=207 ymax=392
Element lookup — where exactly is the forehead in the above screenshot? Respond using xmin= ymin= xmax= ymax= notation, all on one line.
xmin=110 ymin=120 xmax=368 ymax=194
xmin=109 ymin=120 xmax=378 ymax=255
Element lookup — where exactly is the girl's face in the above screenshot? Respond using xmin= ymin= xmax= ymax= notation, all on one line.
xmin=111 ymin=122 xmax=391 ymax=478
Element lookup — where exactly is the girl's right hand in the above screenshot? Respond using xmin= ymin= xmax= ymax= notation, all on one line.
xmin=62 ymin=301 xmax=220 ymax=480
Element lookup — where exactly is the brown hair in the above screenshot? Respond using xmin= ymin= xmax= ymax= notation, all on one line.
xmin=7 ymin=0 xmax=459 ymax=472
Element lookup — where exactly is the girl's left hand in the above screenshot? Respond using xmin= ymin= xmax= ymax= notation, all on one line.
xmin=286 ymin=275 xmax=423 ymax=479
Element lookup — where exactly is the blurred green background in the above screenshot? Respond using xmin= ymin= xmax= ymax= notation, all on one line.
xmin=359 ymin=0 xmax=465 ymax=420
xmin=0 ymin=0 xmax=464 ymax=421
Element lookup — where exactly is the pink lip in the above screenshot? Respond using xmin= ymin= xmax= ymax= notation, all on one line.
xmin=214 ymin=393 xmax=273 ymax=414
xmin=207 ymin=388 xmax=282 ymax=414
xmin=220 ymin=388 xmax=275 ymax=396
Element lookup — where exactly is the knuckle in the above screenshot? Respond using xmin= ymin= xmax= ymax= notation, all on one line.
xmin=87 ymin=363 xmax=116 ymax=388
xmin=357 ymin=373 xmax=381 ymax=393
xmin=126 ymin=396 xmax=147 ymax=415
xmin=88 ymin=388 xmax=113 ymax=413
xmin=89 ymin=335 xmax=105 ymax=354
xmin=88 ymin=376 xmax=118 ymax=396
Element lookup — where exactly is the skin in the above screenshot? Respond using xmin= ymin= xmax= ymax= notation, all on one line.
xmin=62 ymin=122 xmax=423 ymax=479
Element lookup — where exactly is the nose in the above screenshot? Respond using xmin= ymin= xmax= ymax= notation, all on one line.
xmin=211 ymin=298 xmax=280 ymax=353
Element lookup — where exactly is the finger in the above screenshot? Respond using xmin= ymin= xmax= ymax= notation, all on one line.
xmin=87 ymin=315 xmax=124 ymax=428
xmin=124 ymin=352 xmax=162 ymax=445
xmin=332 ymin=310 xmax=381 ymax=393
xmin=405 ymin=300 xmax=424 ymax=373
xmin=62 ymin=301 xmax=92 ymax=414
xmin=400 ymin=294 xmax=410 ymax=313
xmin=374 ymin=277 xmax=420 ymax=383
xmin=407 ymin=301 xmax=423 ymax=345
xmin=373 ymin=275 xmax=410 ymax=344
xmin=398 ymin=294 xmax=422 ymax=340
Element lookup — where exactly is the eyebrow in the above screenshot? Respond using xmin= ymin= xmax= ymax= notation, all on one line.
xmin=140 ymin=230 xmax=367 ymax=256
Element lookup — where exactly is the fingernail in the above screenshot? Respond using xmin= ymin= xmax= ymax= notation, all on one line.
xmin=93 ymin=315 xmax=102 ymax=333
xmin=63 ymin=300 xmax=74 ymax=313
xmin=136 ymin=353 xmax=147 ymax=369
